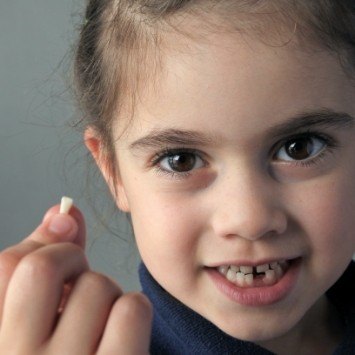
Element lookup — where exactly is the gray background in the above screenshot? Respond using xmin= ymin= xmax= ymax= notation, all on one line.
xmin=0 ymin=1 xmax=140 ymax=291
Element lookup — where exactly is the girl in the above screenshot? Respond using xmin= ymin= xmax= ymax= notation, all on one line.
xmin=1 ymin=0 xmax=354 ymax=353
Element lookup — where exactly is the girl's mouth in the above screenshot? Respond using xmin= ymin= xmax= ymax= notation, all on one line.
xmin=206 ymin=258 xmax=301 ymax=306
xmin=217 ymin=260 xmax=290 ymax=288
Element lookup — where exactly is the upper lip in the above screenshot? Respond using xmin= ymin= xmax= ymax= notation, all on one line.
xmin=206 ymin=256 xmax=300 ymax=268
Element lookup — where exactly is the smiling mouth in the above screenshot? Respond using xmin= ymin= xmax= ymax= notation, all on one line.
xmin=216 ymin=259 xmax=293 ymax=288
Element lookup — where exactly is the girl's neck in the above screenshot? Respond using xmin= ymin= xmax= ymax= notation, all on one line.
xmin=257 ymin=296 xmax=344 ymax=355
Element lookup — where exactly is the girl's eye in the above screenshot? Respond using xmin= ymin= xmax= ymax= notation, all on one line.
xmin=158 ymin=151 xmax=205 ymax=173
xmin=274 ymin=135 xmax=327 ymax=163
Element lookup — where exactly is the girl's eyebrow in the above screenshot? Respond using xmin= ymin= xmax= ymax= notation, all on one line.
xmin=129 ymin=108 xmax=354 ymax=151
xmin=129 ymin=129 xmax=219 ymax=151
xmin=267 ymin=108 xmax=354 ymax=140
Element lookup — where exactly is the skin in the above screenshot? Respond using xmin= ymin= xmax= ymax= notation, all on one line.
xmin=87 ymin=18 xmax=355 ymax=354
xmin=0 ymin=206 xmax=152 ymax=354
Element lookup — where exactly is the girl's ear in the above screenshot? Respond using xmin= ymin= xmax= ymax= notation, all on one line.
xmin=84 ymin=127 xmax=130 ymax=212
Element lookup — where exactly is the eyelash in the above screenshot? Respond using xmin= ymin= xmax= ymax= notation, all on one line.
xmin=151 ymin=148 xmax=201 ymax=180
xmin=150 ymin=131 xmax=339 ymax=179
xmin=272 ymin=131 xmax=339 ymax=167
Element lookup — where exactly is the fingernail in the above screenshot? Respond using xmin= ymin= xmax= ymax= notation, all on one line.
xmin=47 ymin=214 xmax=77 ymax=240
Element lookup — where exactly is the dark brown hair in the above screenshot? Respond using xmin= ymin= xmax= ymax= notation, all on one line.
xmin=74 ymin=0 xmax=355 ymax=185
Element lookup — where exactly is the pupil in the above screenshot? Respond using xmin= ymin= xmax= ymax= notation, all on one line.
xmin=169 ymin=153 xmax=195 ymax=172
xmin=286 ymin=138 xmax=313 ymax=160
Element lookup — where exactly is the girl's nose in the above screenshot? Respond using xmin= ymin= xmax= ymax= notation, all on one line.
xmin=210 ymin=169 xmax=288 ymax=241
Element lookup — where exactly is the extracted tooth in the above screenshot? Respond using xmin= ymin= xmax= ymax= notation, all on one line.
xmin=236 ymin=272 xmax=245 ymax=286
xmin=218 ymin=266 xmax=229 ymax=275
xmin=245 ymin=274 xmax=254 ymax=286
xmin=256 ymin=264 xmax=270 ymax=273
xmin=264 ymin=269 xmax=276 ymax=285
xmin=226 ymin=269 xmax=237 ymax=282
xmin=60 ymin=196 xmax=73 ymax=214
xmin=240 ymin=266 xmax=253 ymax=274
xmin=230 ymin=265 xmax=240 ymax=272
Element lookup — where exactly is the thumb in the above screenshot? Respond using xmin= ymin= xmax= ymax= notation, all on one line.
xmin=35 ymin=204 xmax=86 ymax=249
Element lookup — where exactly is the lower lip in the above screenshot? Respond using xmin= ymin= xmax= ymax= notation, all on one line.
xmin=206 ymin=259 xmax=301 ymax=307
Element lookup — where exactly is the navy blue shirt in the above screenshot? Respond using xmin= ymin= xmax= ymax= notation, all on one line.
xmin=139 ymin=262 xmax=355 ymax=354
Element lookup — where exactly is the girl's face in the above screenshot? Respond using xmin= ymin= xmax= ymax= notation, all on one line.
xmin=91 ymin=20 xmax=355 ymax=344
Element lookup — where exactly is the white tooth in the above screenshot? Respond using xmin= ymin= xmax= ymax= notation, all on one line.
xmin=236 ymin=272 xmax=245 ymax=286
xmin=60 ymin=196 xmax=73 ymax=214
xmin=270 ymin=262 xmax=279 ymax=270
xmin=274 ymin=265 xmax=283 ymax=279
xmin=230 ymin=265 xmax=240 ymax=272
xmin=245 ymin=274 xmax=254 ymax=286
xmin=240 ymin=266 xmax=253 ymax=274
xmin=256 ymin=264 xmax=270 ymax=273
xmin=226 ymin=269 xmax=237 ymax=282
xmin=264 ymin=269 xmax=276 ymax=285
xmin=218 ymin=266 xmax=229 ymax=275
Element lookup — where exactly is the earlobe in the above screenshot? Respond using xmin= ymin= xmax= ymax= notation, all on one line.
xmin=84 ymin=127 xmax=130 ymax=213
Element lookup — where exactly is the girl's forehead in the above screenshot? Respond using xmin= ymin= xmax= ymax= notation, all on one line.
xmin=115 ymin=26 xmax=354 ymax=143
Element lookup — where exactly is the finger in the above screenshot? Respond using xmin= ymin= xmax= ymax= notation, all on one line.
xmin=41 ymin=204 xmax=86 ymax=248
xmin=97 ymin=293 xmax=153 ymax=355
xmin=0 ymin=243 xmax=89 ymax=349
xmin=50 ymin=272 xmax=123 ymax=354
xmin=0 ymin=204 xmax=85 ymax=323
xmin=0 ymin=204 xmax=83 ymax=271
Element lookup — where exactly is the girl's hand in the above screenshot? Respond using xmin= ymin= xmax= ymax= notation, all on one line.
xmin=0 ymin=204 xmax=152 ymax=354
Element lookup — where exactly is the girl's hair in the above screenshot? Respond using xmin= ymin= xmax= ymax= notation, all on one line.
xmin=74 ymin=0 xmax=355 ymax=186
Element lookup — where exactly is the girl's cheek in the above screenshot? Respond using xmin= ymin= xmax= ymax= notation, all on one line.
xmin=131 ymin=189 xmax=201 ymax=234
xmin=298 ymin=178 xmax=355 ymax=255
xmin=133 ymin=199 xmax=203 ymax=266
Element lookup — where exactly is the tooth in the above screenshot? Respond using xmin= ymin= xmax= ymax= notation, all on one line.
xmin=60 ymin=196 xmax=73 ymax=214
xmin=236 ymin=272 xmax=245 ymax=286
xmin=218 ymin=266 xmax=229 ymax=275
xmin=245 ymin=274 xmax=254 ymax=286
xmin=274 ymin=265 xmax=283 ymax=279
xmin=230 ymin=265 xmax=240 ymax=272
xmin=264 ymin=269 xmax=276 ymax=285
xmin=240 ymin=266 xmax=253 ymax=274
xmin=226 ymin=269 xmax=237 ymax=282
xmin=270 ymin=262 xmax=279 ymax=270
xmin=256 ymin=264 xmax=270 ymax=273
